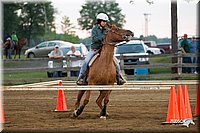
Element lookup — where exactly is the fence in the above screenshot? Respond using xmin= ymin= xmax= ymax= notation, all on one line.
xmin=2 ymin=52 xmax=199 ymax=82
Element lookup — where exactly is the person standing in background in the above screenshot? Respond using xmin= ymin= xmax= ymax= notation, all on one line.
xmin=180 ymin=34 xmax=191 ymax=73
xmin=189 ymin=36 xmax=198 ymax=74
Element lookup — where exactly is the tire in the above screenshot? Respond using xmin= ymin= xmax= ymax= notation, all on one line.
xmin=28 ymin=53 xmax=35 ymax=58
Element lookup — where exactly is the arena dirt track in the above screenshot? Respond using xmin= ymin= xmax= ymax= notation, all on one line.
xmin=2 ymin=84 xmax=199 ymax=132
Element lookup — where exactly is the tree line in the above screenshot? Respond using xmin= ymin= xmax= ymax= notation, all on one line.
xmin=3 ymin=0 xmax=170 ymax=48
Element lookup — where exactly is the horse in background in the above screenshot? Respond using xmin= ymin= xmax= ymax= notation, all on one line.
xmin=73 ymin=24 xmax=133 ymax=119
xmin=13 ymin=38 xmax=27 ymax=59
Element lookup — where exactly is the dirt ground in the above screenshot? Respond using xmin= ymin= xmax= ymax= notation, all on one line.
xmin=2 ymin=84 xmax=199 ymax=132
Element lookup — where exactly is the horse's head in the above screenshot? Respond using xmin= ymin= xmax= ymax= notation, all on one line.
xmin=104 ymin=24 xmax=134 ymax=46
xmin=19 ymin=38 xmax=27 ymax=46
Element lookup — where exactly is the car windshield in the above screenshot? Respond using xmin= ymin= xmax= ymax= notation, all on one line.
xmin=115 ymin=44 xmax=145 ymax=54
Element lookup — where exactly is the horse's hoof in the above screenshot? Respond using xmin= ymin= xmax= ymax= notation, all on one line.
xmin=73 ymin=110 xmax=78 ymax=118
xmin=100 ymin=116 xmax=107 ymax=120
xmin=106 ymin=112 xmax=109 ymax=116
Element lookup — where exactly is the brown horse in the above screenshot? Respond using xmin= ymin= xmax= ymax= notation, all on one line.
xmin=73 ymin=24 xmax=133 ymax=119
xmin=14 ymin=38 xmax=27 ymax=59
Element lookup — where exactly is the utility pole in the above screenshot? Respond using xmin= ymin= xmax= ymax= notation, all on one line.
xmin=144 ymin=13 xmax=151 ymax=41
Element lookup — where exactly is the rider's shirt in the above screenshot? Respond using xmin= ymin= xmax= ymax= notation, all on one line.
xmin=11 ymin=34 xmax=18 ymax=42
xmin=91 ymin=24 xmax=108 ymax=50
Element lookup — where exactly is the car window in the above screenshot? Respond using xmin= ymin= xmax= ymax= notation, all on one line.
xmin=116 ymin=44 xmax=145 ymax=54
xmin=48 ymin=42 xmax=57 ymax=47
xmin=37 ymin=42 xmax=47 ymax=48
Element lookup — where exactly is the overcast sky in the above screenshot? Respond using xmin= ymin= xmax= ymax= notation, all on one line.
xmin=51 ymin=0 xmax=198 ymax=39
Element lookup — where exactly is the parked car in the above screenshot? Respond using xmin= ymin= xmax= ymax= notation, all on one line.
xmin=144 ymin=41 xmax=157 ymax=47
xmin=156 ymin=43 xmax=172 ymax=53
xmin=25 ymin=40 xmax=73 ymax=58
xmin=144 ymin=44 xmax=164 ymax=55
xmin=114 ymin=40 xmax=149 ymax=75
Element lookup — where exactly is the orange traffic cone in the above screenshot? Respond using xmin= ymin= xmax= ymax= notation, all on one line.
xmin=53 ymin=81 xmax=70 ymax=112
xmin=0 ymin=100 xmax=5 ymax=123
xmin=182 ymin=85 xmax=195 ymax=127
xmin=54 ymin=90 xmax=69 ymax=112
xmin=162 ymin=86 xmax=180 ymax=124
xmin=177 ymin=85 xmax=186 ymax=122
xmin=182 ymin=85 xmax=193 ymax=119
xmin=195 ymin=84 xmax=200 ymax=116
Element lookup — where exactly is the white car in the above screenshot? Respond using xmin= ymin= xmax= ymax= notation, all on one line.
xmin=144 ymin=44 xmax=163 ymax=55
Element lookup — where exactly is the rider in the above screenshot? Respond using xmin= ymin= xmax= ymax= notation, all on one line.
xmin=11 ymin=31 xmax=18 ymax=49
xmin=76 ymin=13 xmax=126 ymax=85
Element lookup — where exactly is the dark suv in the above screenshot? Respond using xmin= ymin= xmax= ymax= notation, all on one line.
xmin=114 ymin=40 xmax=149 ymax=75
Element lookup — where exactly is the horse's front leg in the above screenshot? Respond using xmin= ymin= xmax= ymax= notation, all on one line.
xmin=73 ymin=90 xmax=91 ymax=117
xmin=97 ymin=90 xmax=112 ymax=119
xmin=96 ymin=90 xmax=109 ymax=109
xmin=18 ymin=49 xmax=21 ymax=59
xmin=74 ymin=90 xmax=85 ymax=110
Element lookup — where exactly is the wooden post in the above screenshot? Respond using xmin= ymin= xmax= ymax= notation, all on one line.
xmin=171 ymin=0 xmax=178 ymax=79
xmin=119 ymin=54 xmax=125 ymax=76
xmin=177 ymin=50 xmax=182 ymax=75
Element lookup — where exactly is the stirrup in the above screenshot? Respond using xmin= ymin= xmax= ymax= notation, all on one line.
xmin=117 ymin=79 xmax=126 ymax=85
xmin=76 ymin=79 xmax=88 ymax=85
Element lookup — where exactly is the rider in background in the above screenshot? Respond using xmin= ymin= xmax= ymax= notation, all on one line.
xmin=11 ymin=31 xmax=18 ymax=49
xmin=76 ymin=13 xmax=126 ymax=85
xmin=4 ymin=37 xmax=12 ymax=59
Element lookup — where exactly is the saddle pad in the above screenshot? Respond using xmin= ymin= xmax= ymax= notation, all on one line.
xmin=88 ymin=53 xmax=100 ymax=67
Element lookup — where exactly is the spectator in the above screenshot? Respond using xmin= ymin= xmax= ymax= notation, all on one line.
xmin=11 ymin=31 xmax=18 ymax=49
xmin=189 ymin=36 xmax=198 ymax=74
xmin=4 ymin=37 xmax=12 ymax=59
xmin=180 ymin=34 xmax=191 ymax=73
xmin=48 ymin=45 xmax=63 ymax=77
xmin=66 ymin=46 xmax=83 ymax=76
xmin=66 ymin=46 xmax=82 ymax=67
xmin=48 ymin=44 xmax=63 ymax=59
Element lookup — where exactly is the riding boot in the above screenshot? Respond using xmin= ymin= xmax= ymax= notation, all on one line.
xmin=76 ymin=73 xmax=88 ymax=85
xmin=116 ymin=73 xmax=126 ymax=85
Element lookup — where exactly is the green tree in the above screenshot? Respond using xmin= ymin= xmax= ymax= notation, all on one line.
xmin=3 ymin=3 xmax=20 ymax=37
xmin=78 ymin=0 xmax=126 ymax=30
xmin=61 ymin=16 xmax=75 ymax=35
xmin=18 ymin=2 xmax=55 ymax=45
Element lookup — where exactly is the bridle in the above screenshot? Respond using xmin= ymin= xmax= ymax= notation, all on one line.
xmin=103 ymin=28 xmax=131 ymax=46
